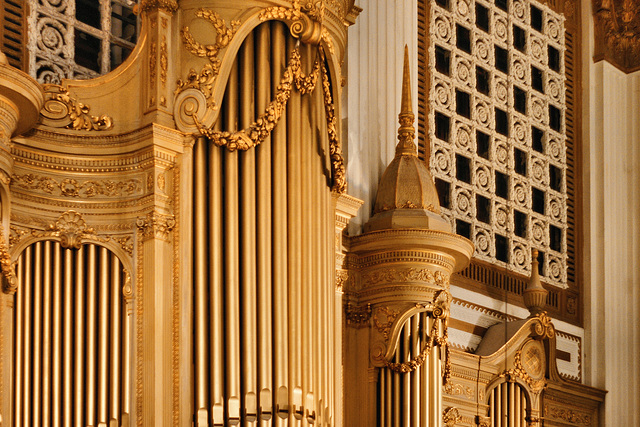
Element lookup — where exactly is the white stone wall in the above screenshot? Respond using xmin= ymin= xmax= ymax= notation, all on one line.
xmin=345 ymin=0 xmax=418 ymax=235
xmin=583 ymin=0 xmax=640 ymax=419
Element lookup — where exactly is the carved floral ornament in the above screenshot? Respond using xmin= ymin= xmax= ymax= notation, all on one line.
xmin=175 ymin=6 xmax=347 ymax=193
xmin=370 ymin=290 xmax=453 ymax=385
xmin=40 ymin=84 xmax=114 ymax=131
xmin=8 ymin=211 xmax=135 ymax=259
xmin=594 ymin=0 xmax=640 ymax=71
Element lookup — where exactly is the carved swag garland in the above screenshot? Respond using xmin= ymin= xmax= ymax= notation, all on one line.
xmin=192 ymin=46 xmax=347 ymax=194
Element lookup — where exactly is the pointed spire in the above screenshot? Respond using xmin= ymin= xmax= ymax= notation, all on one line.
xmin=523 ymin=249 xmax=549 ymax=316
xmin=396 ymin=45 xmax=417 ymax=157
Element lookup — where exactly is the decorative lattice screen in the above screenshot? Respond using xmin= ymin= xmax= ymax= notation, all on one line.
xmin=427 ymin=0 xmax=567 ymax=287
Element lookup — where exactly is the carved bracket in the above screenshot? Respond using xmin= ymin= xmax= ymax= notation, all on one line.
xmin=0 ymin=225 xmax=17 ymax=294
xmin=136 ymin=211 xmax=176 ymax=241
xmin=344 ymin=301 xmax=371 ymax=327
xmin=40 ymin=84 xmax=113 ymax=131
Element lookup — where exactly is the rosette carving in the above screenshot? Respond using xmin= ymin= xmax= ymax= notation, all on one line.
xmin=40 ymin=84 xmax=113 ymax=131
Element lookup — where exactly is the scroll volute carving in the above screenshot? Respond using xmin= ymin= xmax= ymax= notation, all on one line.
xmin=593 ymin=0 xmax=640 ymax=72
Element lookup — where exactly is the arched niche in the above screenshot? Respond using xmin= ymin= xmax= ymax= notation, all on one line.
xmin=7 ymin=240 xmax=133 ymax=427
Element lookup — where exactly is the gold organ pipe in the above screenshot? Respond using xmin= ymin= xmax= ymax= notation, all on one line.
xmin=410 ymin=315 xmax=420 ymax=427
xmin=123 ymin=271 xmax=132 ymax=418
xmin=42 ymin=241 xmax=52 ymax=426
xmin=22 ymin=247 xmax=34 ymax=426
xmin=240 ymin=32 xmax=258 ymax=422
xmin=509 ymin=382 xmax=515 ymax=427
xmin=255 ymin=22 xmax=273 ymax=423
xmin=495 ymin=384 xmax=503 ymax=427
xmin=311 ymin=82 xmax=322 ymax=422
xmin=301 ymin=43 xmax=314 ymax=419
xmin=521 ymin=389 xmax=526 ymax=426
xmin=14 ymin=251 xmax=24 ymax=426
xmin=491 ymin=388 xmax=496 ymax=427
xmin=420 ymin=314 xmax=428 ymax=426
xmin=63 ymin=248 xmax=73 ymax=427
xmin=74 ymin=247 xmax=84 ymax=426
xmin=52 ymin=243 xmax=62 ymax=427
xmin=98 ymin=246 xmax=109 ymax=423
xmin=402 ymin=322 xmax=410 ymax=425
xmin=86 ymin=244 xmax=98 ymax=423
xmin=194 ymin=136 xmax=209 ymax=418
xmin=271 ymin=21 xmax=289 ymax=421
xmin=325 ymin=92 xmax=335 ymax=425
xmin=393 ymin=351 xmax=400 ymax=426
xmin=209 ymin=126 xmax=225 ymax=424
xmin=33 ymin=242 xmax=43 ymax=426
xmin=385 ymin=368 xmax=392 ymax=427
xmin=286 ymin=33 xmax=303 ymax=422
xmin=513 ymin=386 xmax=523 ymax=427
xmin=224 ymin=58 xmax=241 ymax=422
xmin=110 ymin=254 xmax=122 ymax=421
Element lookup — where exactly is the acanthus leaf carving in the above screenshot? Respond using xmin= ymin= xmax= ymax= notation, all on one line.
xmin=136 ymin=211 xmax=176 ymax=241
xmin=41 ymin=84 xmax=114 ymax=131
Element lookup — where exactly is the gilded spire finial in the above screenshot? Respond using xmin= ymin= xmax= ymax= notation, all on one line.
xmin=396 ymin=45 xmax=417 ymax=157
xmin=523 ymin=248 xmax=549 ymax=316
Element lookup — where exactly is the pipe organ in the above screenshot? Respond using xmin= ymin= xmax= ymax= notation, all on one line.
xmin=13 ymin=242 xmax=130 ymax=427
xmin=0 ymin=0 xmax=607 ymax=426
xmin=191 ymin=21 xmax=337 ymax=425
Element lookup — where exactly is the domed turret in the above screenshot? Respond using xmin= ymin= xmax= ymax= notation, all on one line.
xmin=366 ymin=46 xmax=449 ymax=233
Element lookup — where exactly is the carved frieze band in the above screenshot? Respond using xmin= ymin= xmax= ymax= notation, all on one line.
xmin=12 ymin=174 xmax=144 ymax=199
xmin=41 ymin=84 xmax=113 ymax=131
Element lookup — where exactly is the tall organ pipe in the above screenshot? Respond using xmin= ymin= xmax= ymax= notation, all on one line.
xmin=255 ymin=22 xmax=273 ymax=424
xmin=239 ymin=32 xmax=258 ymax=422
xmin=13 ymin=242 xmax=128 ymax=426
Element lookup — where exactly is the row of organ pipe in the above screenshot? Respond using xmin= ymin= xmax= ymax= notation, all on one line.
xmin=377 ymin=312 xmax=444 ymax=427
xmin=12 ymin=241 xmax=130 ymax=427
xmin=191 ymin=21 xmax=336 ymax=426
xmin=489 ymin=382 xmax=528 ymax=427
